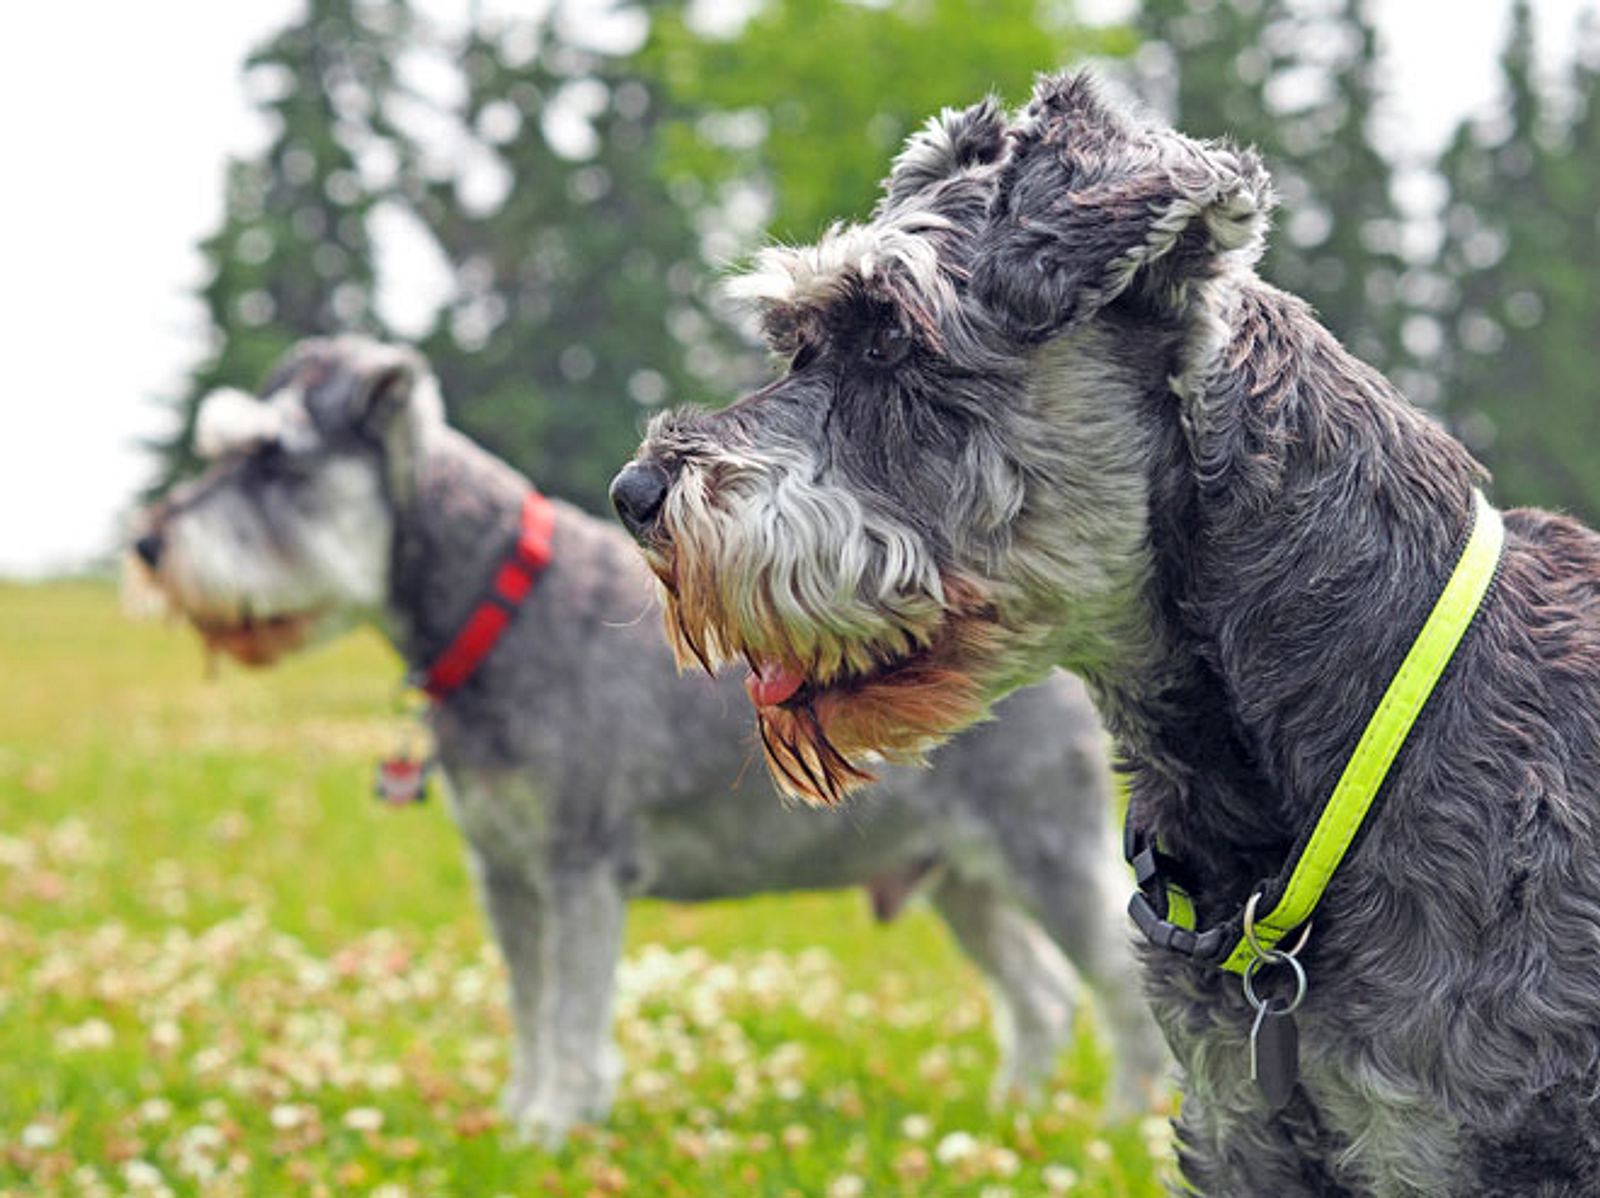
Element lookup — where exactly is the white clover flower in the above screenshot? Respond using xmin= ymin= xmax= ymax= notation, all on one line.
xmin=149 ymin=1020 xmax=182 ymax=1051
xmin=138 ymin=1098 xmax=174 ymax=1124
xmin=987 ymin=1146 xmax=1021 ymax=1177
xmin=47 ymin=816 xmax=98 ymax=862
xmin=177 ymin=1124 xmax=224 ymax=1155
xmin=122 ymin=1159 xmax=168 ymax=1193
xmin=57 ymin=1017 xmax=115 ymax=1051
xmin=20 ymin=1122 xmax=58 ymax=1149
xmin=191 ymin=1046 xmax=229 ymax=1075
xmin=935 ymin=1130 xmax=979 ymax=1166
xmin=900 ymin=1113 xmax=933 ymax=1141
xmin=918 ymin=1046 xmax=952 ymax=1082
xmin=826 ymin=1174 xmax=866 ymax=1198
xmin=631 ymin=1069 xmax=669 ymax=1099
xmin=341 ymin=1107 xmax=384 ymax=1132
xmin=0 ymin=836 xmax=37 ymax=869
xmin=1043 ymin=1163 xmax=1080 ymax=1193
xmin=268 ymin=1103 xmax=305 ymax=1130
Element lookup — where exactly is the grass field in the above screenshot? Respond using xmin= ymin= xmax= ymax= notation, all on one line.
xmin=0 ymin=580 xmax=1171 ymax=1198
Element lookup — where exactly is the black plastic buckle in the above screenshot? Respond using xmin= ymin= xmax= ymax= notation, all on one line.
xmin=1129 ymin=891 xmax=1236 ymax=965
xmin=1129 ymin=891 xmax=1199 ymax=954
xmin=1131 ymin=845 xmax=1161 ymax=888
xmin=1125 ymin=818 xmax=1237 ymax=965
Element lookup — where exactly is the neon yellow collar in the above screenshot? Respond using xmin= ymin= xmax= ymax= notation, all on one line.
xmin=1128 ymin=490 xmax=1506 ymax=974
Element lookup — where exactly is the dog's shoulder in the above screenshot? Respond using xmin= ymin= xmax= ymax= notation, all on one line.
xmin=1503 ymin=504 xmax=1600 ymax=572
xmin=1498 ymin=506 xmax=1600 ymax=637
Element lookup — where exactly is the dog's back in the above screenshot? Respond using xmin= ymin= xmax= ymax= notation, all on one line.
xmin=426 ymin=456 xmax=1113 ymax=905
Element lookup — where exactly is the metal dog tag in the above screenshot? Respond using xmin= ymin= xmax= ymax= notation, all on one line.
xmin=1249 ymin=997 xmax=1299 ymax=1111
xmin=374 ymin=755 xmax=431 ymax=806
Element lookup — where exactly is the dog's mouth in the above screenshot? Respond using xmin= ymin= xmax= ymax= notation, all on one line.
xmin=714 ymin=586 xmax=1005 ymax=806
xmin=191 ymin=607 xmax=322 ymax=667
xmin=641 ymin=510 xmax=1007 ymax=804
xmin=744 ymin=659 xmax=808 ymax=708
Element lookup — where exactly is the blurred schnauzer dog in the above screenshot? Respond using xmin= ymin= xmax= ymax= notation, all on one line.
xmin=613 ymin=72 xmax=1600 ymax=1194
xmin=129 ymin=336 xmax=1164 ymax=1144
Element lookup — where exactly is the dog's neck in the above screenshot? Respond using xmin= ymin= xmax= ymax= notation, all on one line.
xmin=1108 ymin=275 xmax=1484 ymax=914
xmin=382 ymin=427 xmax=538 ymax=675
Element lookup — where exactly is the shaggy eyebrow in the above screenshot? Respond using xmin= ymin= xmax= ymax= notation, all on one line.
xmin=761 ymin=289 xmax=921 ymax=352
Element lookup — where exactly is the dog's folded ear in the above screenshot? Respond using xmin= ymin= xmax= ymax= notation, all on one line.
xmin=882 ymin=96 xmax=1010 ymax=209
xmin=348 ymin=343 xmax=441 ymax=506
xmin=350 ymin=345 xmax=427 ymax=435
xmin=195 ymin=387 xmax=285 ymax=460
xmin=972 ymin=72 xmax=1274 ymax=342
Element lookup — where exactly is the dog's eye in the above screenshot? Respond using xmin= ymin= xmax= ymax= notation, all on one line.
xmin=864 ymin=324 xmax=911 ymax=368
xmin=248 ymin=443 xmax=306 ymax=480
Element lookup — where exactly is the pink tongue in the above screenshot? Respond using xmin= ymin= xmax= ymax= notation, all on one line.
xmin=745 ymin=661 xmax=806 ymax=708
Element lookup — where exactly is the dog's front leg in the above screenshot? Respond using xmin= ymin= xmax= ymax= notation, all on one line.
xmin=470 ymin=854 xmax=554 ymax=1131
xmin=471 ymin=847 xmax=627 ymax=1147
xmin=1004 ymin=824 xmax=1171 ymax=1115
xmin=930 ymin=870 xmax=1080 ymax=1104
xmin=518 ymin=858 xmax=627 ymax=1147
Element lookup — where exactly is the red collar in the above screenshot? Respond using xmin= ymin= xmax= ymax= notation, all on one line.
xmin=418 ymin=491 xmax=555 ymax=701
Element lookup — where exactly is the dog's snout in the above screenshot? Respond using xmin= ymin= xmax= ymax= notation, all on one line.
xmin=610 ymin=461 xmax=671 ymax=540
xmin=134 ymin=530 xmax=165 ymax=569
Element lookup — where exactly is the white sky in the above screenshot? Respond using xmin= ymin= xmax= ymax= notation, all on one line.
xmin=0 ymin=0 xmax=1589 ymax=576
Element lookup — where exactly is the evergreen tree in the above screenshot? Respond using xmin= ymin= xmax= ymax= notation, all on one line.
xmin=414 ymin=8 xmax=735 ymax=513
xmin=648 ymin=0 xmax=1131 ymax=244
xmin=149 ymin=0 xmax=411 ymax=493
xmin=154 ymin=1 xmax=726 ymax=514
xmin=1433 ymin=1 xmax=1600 ymax=518
xmin=1136 ymin=0 xmax=1408 ymax=373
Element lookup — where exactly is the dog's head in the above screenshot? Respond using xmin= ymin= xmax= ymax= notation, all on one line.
xmin=611 ymin=73 xmax=1274 ymax=803
xmin=128 ymin=337 xmax=444 ymax=666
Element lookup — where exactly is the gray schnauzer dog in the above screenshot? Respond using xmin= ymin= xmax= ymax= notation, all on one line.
xmin=613 ymin=73 xmax=1600 ymax=1194
xmin=129 ymin=336 xmax=1164 ymax=1144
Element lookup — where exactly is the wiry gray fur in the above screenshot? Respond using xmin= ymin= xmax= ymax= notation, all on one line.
xmin=617 ymin=72 xmax=1600 ymax=1194
xmin=133 ymin=336 xmax=1165 ymax=1146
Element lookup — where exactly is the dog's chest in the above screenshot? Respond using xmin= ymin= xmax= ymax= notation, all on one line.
xmin=1153 ymin=974 xmax=1469 ymax=1196
xmin=438 ymin=765 xmax=557 ymax=864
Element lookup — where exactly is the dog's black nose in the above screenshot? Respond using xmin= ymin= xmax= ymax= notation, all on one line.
xmin=609 ymin=461 xmax=671 ymax=540
xmin=134 ymin=530 xmax=164 ymax=569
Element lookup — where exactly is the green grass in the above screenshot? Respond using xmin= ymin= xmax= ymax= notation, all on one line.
xmin=0 ymin=581 xmax=1171 ymax=1197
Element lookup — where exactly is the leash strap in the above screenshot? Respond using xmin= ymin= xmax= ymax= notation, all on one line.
xmin=1128 ymin=490 xmax=1506 ymax=973
xmin=420 ymin=492 xmax=555 ymax=700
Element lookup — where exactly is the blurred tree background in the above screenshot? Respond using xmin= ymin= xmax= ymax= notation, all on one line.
xmin=1432 ymin=0 xmax=1600 ymax=518
xmin=153 ymin=0 xmax=1600 ymax=523
xmin=1135 ymin=0 xmax=1411 ymax=378
xmin=149 ymin=0 xmax=413 ymax=493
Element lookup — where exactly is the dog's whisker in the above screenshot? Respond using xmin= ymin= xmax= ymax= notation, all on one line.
xmin=600 ymin=595 xmax=659 ymax=630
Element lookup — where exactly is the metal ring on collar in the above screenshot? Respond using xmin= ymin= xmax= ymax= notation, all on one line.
xmin=1242 ymin=949 xmax=1307 ymax=1014
xmin=1243 ymin=890 xmax=1313 ymax=960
